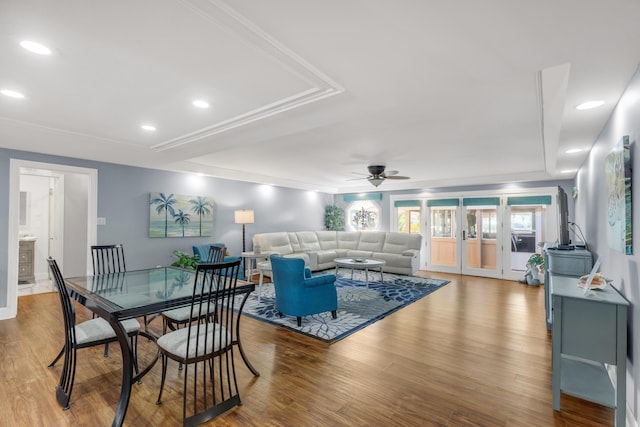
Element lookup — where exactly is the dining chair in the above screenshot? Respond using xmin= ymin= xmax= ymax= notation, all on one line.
xmin=90 ymin=244 xmax=142 ymax=354
xmin=161 ymin=245 xmax=227 ymax=334
xmin=46 ymin=257 xmax=141 ymax=410
xmin=91 ymin=244 xmax=126 ymax=274
xmin=156 ymin=259 xmax=243 ymax=425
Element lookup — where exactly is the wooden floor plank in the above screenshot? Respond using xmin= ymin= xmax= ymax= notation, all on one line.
xmin=0 ymin=272 xmax=615 ymax=426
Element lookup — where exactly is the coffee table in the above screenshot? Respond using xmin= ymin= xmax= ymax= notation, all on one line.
xmin=334 ymin=258 xmax=385 ymax=288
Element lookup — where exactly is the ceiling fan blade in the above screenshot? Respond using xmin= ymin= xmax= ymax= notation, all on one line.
xmin=383 ymin=170 xmax=399 ymax=176
xmin=385 ymin=175 xmax=410 ymax=180
xmin=347 ymin=176 xmax=370 ymax=181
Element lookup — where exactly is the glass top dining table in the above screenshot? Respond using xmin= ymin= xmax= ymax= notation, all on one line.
xmin=63 ymin=266 xmax=259 ymax=427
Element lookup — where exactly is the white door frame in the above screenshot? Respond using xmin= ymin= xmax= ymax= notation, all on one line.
xmin=1 ymin=159 xmax=97 ymax=320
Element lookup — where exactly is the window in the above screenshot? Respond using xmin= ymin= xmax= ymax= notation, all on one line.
xmin=431 ymin=208 xmax=456 ymax=238
xmin=481 ymin=210 xmax=497 ymax=239
xmin=397 ymin=208 xmax=421 ymax=233
xmin=348 ymin=201 xmax=380 ymax=231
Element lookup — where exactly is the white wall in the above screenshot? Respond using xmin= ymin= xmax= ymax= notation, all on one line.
xmin=62 ymin=173 xmax=89 ymax=277
xmin=575 ymin=64 xmax=640 ymax=426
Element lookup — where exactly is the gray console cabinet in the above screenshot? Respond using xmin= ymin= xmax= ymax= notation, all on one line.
xmin=550 ymin=275 xmax=628 ymax=427
xmin=544 ymin=245 xmax=592 ymax=329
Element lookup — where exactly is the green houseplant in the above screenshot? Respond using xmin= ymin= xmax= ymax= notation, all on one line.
xmin=524 ymin=253 xmax=544 ymax=286
xmin=171 ymin=250 xmax=200 ymax=270
xmin=527 ymin=253 xmax=544 ymax=271
xmin=325 ymin=205 xmax=345 ymax=231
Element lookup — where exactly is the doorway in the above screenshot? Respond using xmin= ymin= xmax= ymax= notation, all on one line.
xmin=17 ymin=170 xmax=63 ymax=295
xmin=461 ymin=201 xmax=502 ymax=279
xmin=1 ymin=159 xmax=98 ymax=320
xmin=395 ymin=188 xmax=559 ymax=280
xmin=426 ymin=199 xmax=503 ymax=278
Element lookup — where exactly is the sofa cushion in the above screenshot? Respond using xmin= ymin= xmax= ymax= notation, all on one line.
xmin=337 ymin=232 xmax=360 ymax=250
xmin=288 ymin=232 xmax=302 ymax=252
xmin=345 ymin=250 xmax=374 ymax=259
xmin=372 ymin=252 xmax=413 ymax=268
xmin=315 ymin=249 xmax=339 ymax=264
xmin=296 ymin=231 xmax=322 ymax=251
xmin=254 ymin=232 xmax=293 ymax=255
xmin=316 ymin=231 xmax=338 ymax=250
xmin=283 ymin=252 xmax=310 ymax=266
xmin=382 ymin=232 xmax=421 ymax=254
xmin=356 ymin=232 xmax=386 ymax=252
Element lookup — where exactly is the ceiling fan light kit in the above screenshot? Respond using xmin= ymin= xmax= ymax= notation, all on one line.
xmin=369 ymin=177 xmax=385 ymax=187
xmin=354 ymin=165 xmax=410 ymax=187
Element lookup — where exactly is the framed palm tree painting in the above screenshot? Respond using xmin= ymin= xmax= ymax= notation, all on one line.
xmin=149 ymin=192 xmax=214 ymax=237
xmin=605 ymin=135 xmax=632 ymax=254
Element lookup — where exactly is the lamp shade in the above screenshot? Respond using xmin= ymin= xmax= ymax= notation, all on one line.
xmin=234 ymin=209 xmax=254 ymax=224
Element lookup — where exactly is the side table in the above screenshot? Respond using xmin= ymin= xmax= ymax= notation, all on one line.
xmin=241 ymin=252 xmax=270 ymax=283
xmin=256 ymin=261 xmax=271 ymax=302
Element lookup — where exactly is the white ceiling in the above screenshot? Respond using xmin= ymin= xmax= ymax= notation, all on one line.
xmin=1 ymin=0 xmax=639 ymax=194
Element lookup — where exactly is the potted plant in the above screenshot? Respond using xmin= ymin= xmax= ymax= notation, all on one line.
xmin=523 ymin=253 xmax=544 ymax=286
xmin=171 ymin=250 xmax=200 ymax=270
xmin=325 ymin=205 xmax=345 ymax=231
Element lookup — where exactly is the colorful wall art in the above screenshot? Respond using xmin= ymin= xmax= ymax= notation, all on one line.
xmin=605 ymin=135 xmax=632 ymax=254
xmin=149 ymin=192 xmax=213 ymax=237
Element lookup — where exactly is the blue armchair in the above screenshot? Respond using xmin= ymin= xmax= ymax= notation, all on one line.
xmin=192 ymin=243 xmax=244 ymax=279
xmin=269 ymin=254 xmax=338 ymax=327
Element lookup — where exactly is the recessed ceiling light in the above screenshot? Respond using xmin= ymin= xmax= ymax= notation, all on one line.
xmin=1 ymin=89 xmax=25 ymax=99
xmin=565 ymin=148 xmax=583 ymax=154
xmin=20 ymin=40 xmax=51 ymax=55
xmin=141 ymin=124 xmax=156 ymax=131
xmin=576 ymin=100 xmax=604 ymax=110
xmin=192 ymin=100 xmax=209 ymax=109
xmin=560 ymin=169 xmax=577 ymax=174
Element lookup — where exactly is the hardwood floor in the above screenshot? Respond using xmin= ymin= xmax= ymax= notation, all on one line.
xmin=0 ymin=272 xmax=615 ymax=426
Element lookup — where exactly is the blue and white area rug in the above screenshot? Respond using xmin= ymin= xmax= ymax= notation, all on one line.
xmin=240 ymin=271 xmax=449 ymax=343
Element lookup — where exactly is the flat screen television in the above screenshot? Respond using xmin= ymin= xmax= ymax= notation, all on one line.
xmin=557 ymin=186 xmax=570 ymax=246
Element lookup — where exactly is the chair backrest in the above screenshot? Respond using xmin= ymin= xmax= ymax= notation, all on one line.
xmin=206 ymin=245 xmax=226 ymax=264
xmin=182 ymin=259 xmax=242 ymax=422
xmin=270 ymin=255 xmax=306 ymax=286
xmin=91 ymin=244 xmax=126 ymax=275
xmin=47 ymin=257 xmax=77 ymax=348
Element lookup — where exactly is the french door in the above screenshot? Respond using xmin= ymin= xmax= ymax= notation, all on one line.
xmin=394 ymin=188 xmax=558 ymax=280
xmin=427 ymin=198 xmax=502 ymax=278
xmin=461 ymin=201 xmax=502 ymax=279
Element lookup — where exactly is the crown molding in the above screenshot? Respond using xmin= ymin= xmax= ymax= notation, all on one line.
xmin=152 ymin=0 xmax=344 ymax=152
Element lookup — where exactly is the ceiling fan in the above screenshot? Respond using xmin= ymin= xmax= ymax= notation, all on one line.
xmin=351 ymin=165 xmax=411 ymax=187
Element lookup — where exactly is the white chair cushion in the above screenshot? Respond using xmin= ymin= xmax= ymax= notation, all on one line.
xmin=162 ymin=305 xmax=214 ymax=323
xmin=157 ymin=324 xmax=231 ymax=360
xmin=74 ymin=317 xmax=140 ymax=345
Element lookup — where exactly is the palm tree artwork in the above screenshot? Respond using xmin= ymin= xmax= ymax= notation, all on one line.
xmin=150 ymin=193 xmax=177 ymax=237
xmin=149 ymin=192 xmax=214 ymax=238
xmin=173 ymin=209 xmax=191 ymax=237
xmin=189 ymin=196 xmax=213 ymax=237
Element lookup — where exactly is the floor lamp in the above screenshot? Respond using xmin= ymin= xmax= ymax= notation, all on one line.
xmin=235 ymin=209 xmax=254 ymax=277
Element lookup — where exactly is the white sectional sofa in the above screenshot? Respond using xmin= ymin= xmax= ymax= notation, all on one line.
xmin=252 ymin=231 xmax=422 ymax=275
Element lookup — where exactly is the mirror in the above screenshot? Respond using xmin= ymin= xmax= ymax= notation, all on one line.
xmin=19 ymin=191 xmax=28 ymax=227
